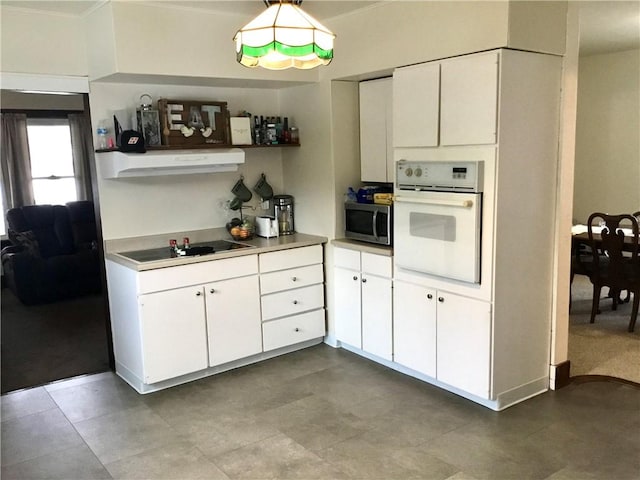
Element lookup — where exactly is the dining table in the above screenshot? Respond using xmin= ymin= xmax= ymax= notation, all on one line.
xmin=571 ymin=224 xmax=637 ymax=252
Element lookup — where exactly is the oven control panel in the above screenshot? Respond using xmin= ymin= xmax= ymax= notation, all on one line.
xmin=396 ymin=160 xmax=484 ymax=193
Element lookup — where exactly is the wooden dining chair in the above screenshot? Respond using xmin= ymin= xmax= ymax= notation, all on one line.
xmin=587 ymin=212 xmax=640 ymax=332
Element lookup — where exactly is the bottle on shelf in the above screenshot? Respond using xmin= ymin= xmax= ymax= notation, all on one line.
xmin=253 ymin=116 xmax=261 ymax=145
xmin=283 ymin=117 xmax=290 ymax=144
xmin=96 ymin=122 xmax=109 ymax=150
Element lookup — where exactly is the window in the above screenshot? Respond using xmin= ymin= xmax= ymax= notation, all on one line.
xmin=27 ymin=118 xmax=77 ymax=205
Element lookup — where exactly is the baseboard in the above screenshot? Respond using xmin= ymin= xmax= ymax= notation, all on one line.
xmin=550 ymin=360 xmax=571 ymax=390
xmin=116 ymin=337 xmax=323 ymax=394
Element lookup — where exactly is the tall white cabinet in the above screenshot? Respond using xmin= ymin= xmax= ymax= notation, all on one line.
xmin=359 ymin=77 xmax=394 ymax=183
xmin=335 ymin=48 xmax=563 ymax=411
xmin=391 ymin=48 xmax=562 ymax=410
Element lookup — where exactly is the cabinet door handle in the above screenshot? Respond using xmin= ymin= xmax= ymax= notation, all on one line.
xmin=438 ymin=297 xmax=444 ymax=303
xmin=210 ymin=288 xmax=215 ymax=294
xmin=196 ymin=291 xmax=202 ymax=296
xmin=293 ymin=300 xmax=298 ymax=305
xmin=353 ymin=276 xmax=358 ymax=281
xmin=362 ymin=278 xmax=367 ymax=283
xmin=295 ymin=327 xmax=300 ymax=332
xmin=427 ymin=294 xmax=433 ymax=300
xmin=291 ymin=276 xmax=297 ymax=282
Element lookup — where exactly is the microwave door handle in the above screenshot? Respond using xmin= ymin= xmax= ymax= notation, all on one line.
xmin=395 ymin=195 xmax=475 ymax=208
xmin=372 ymin=210 xmax=379 ymax=241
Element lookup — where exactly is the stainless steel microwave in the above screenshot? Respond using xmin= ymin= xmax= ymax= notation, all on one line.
xmin=344 ymin=202 xmax=392 ymax=246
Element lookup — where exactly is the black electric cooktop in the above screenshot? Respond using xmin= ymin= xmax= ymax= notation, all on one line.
xmin=119 ymin=240 xmax=254 ymax=263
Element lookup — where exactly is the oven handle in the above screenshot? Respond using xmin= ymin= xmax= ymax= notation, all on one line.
xmin=394 ymin=195 xmax=474 ymax=208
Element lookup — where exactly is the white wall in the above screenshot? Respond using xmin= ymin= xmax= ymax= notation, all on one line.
xmin=573 ymin=49 xmax=640 ymax=222
xmin=0 ymin=7 xmax=87 ymax=76
xmin=86 ymin=2 xmax=318 ymax=85
xmin=90 ymin=82 xmax=285 ymax=240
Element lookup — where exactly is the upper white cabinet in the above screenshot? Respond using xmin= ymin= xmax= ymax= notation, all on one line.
xmin=393 ymin=63 xmax=440 ymax=148
xmin=393 ymin=51 xmax=499 ymax=148
xmin=359 ymin=78 xmax=394 ymax=183
xmin=440 ymin=52 xmax=499 ymax=146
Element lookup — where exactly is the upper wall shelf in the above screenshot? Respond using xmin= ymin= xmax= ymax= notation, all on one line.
xmin=95 ymin=143 xmax=300 ymax=154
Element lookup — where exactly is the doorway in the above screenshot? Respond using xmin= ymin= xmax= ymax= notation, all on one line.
xmin=1 ymin=91 xmax=112 ymax=393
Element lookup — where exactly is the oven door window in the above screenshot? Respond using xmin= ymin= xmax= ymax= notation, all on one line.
xmin=409 ymin=212 xmax=456 ymax=241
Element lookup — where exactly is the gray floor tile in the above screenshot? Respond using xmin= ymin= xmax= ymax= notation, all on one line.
xmin=317 ymin=433 xmax=430 ymax=479
xmin=1 ymin=387 xmax=57 ymax=423
xmin=44 ymin=371 xmax=115 ymax=393
xmin=48 ymin=374 xmax=145 ymax=423
xmin=0 ymin=443 xmax=112 ymax=480
xmin=73 ymin=405 xmax=179 ymax=465
xmin=167 ymin=409 xmax=282 ymax=458
xmin=212 ymin=432 xmax=349 ymax=479
xmin=104 ymin=441 xmax=229 ymax=480
xmin=0 ymin=408 xmax=84 ymax=466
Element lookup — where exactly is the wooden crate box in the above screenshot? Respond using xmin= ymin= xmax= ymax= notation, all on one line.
xmin=158 ymin=99 xmax=231 ymax=146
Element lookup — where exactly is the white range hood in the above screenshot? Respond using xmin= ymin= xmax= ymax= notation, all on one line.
xmin=98 ymin=149 xmax=245 ymax=178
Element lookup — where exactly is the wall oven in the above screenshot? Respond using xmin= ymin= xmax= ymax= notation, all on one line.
xmin=344 ymin=202 xmax=392 ymax=246
xmin=394 ymin=160 xmax=483 ymax=283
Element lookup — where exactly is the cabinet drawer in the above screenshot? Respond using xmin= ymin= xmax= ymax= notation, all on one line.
xmin=361 ymin=252 xmax=392 ymax=278
xmin=260 ymin=264 xmax=323 ymax=295
xmin=263 ymin=309 xmax=325 ymax=352
xmin=259 ymin=245 xmax=322 ymax=273
xmin=333 ymin=247 xmax=361 ymax=270
xmin=138 ymin=255 xmax=258 ymax=294
xmin=261 ymin=284 xmax=325 ymax=321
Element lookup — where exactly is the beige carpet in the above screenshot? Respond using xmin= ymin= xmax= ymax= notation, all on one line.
xmin=569 ymin=275 xmax=640 ymax=383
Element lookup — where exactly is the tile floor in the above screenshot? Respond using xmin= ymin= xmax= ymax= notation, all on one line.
xmin=1 ymin=344 xmax=639 ymax=480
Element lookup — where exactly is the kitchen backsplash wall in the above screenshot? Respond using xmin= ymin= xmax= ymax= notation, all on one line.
xmin=90 ymin=82 xmax=285 ymax=240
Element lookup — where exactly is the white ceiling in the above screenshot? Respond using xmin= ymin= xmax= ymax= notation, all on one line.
xmin=1 ymin=0 xmax=639 ymax=56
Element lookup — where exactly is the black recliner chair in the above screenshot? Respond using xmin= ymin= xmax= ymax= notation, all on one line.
xmin=1 ymin=201 xmax=101 ymax=305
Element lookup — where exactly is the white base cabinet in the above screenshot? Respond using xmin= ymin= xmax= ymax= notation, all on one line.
xmin=139 ymin=286 xmax=209 ymax=384
xmin=259 ymin=245 xmax=326 ymax=352
xmin=205 ymin=275 xmax=262 ymax=367
xmin=106 ymin=243 xmax=326 ymax=394
xmin=392 ymin=281 xmax=436 ymax=378
xmin=334 ymin=247 xmax=393 ymax=361
xmin=393 ymin=280 xmax=491 ymax=399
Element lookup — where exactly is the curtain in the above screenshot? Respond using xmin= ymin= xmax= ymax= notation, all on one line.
xmin=0 ymin=113 xmax=35 ymax=209
xmin=68 ymin=113 xmax=94 ymax=201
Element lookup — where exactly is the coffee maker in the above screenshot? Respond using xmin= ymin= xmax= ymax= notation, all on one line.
xmin=273 ymin=195 xmax=295 ymax=235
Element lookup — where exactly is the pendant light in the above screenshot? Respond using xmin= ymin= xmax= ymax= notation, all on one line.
xmin=233 ymin=0 xmax=335 ymax=70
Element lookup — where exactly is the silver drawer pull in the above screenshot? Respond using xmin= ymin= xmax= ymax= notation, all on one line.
xmin=362 ymin=278 xmax=367 ymax=283
xmin=293 ymin=300 xmax=298 ymax=305
xmin=295 ymin=327 xmax=300 ymax=332
xmin=438 ymin=297 xmax=444 ymax=303
xmin=210 ymin=288 xmax=215 ymax=294
xmin=353 ymin=276 xmax=358 ymax=281
xmin=291 ymin=276 xmax=297 ymax=282
xmin=427 ymin=294 xmax=433 ymax=300
xmin=196 ymin=291 xmax=202 ymax=296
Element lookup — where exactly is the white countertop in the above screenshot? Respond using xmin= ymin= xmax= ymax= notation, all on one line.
xmin=105 ymin=229 xmax=327 ymax=271
xmin=331 ymin=238 xmax=393 ymax=256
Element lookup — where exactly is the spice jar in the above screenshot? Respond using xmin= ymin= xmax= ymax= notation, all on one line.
xmin=289 ymin=127 xmax=299 ymax=144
